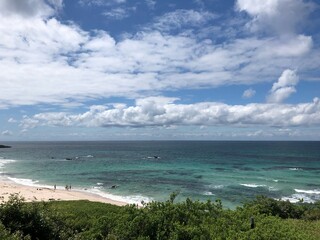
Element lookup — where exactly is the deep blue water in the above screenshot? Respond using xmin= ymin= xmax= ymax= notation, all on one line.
xmin=0 ymin=141 xmax=319 ymax=208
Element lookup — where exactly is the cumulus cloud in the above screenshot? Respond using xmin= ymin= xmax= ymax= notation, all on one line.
xmin=236 ymin=0 xmax=316 ymax=35
xmin=242 ymin=88 xmax=256 ymax=99
xmin=20 ymin=97 xmax=320 ymax=129
xmin=0 ymin=0 xmax=318 ymax=111
xmin=267 ymin=69 xmax=299 ymax=103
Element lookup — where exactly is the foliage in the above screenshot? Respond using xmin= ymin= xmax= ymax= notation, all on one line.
xmin=0 ymin=194 xmax=319 ymax=239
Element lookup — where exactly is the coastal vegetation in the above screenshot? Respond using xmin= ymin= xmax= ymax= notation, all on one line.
xmin=0 ymin=194 xmax=319 ymax=239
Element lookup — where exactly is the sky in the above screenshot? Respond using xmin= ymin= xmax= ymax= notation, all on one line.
xmin=0 ymin=0 xmax=320 ymax=141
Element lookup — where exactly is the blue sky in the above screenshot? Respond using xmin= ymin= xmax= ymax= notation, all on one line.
xmin=0 ymin=0 xmax=320 ymax=141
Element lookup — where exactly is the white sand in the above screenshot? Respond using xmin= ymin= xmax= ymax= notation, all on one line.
xmin=0 ymin=180 xmax=127 ymax=206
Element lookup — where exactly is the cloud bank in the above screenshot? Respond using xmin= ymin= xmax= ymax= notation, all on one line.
xmin=20 ymin=97 xmax=320 ymax=129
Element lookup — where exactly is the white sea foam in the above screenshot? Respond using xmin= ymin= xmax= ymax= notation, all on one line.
xmin=294 ymin=189 xmax=320 ymax=195
xmin=240 ymin=183 xmax=266 ymax=188
xmin=289 ymin=168 xmax=302 ymax=171
xmin=83 ymin=187 xmax=153 ymax=206
xmin=268 ymin=187 xmax=278 ymax=191
xmin=204 ymin=191 xmax=215 ymax=196
xmin=8 ymin=177 xmax=40 ymax=187
xmin=96 ymin=182 xmax=104 ymax=186
xmin=0 ymin=159 xmax=16 ymax=168
xmin=209 ymin=184 xmax=224 ymax=189
xmin=281 ymin=189 xmax=320 ymax=203
xmin=0 ymin=159 xmax=16 ymax=173
xmin=281 ymin=194 xmax=315 ymax=203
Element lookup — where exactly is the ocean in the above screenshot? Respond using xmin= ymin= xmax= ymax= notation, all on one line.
xmin=0 ymin=141 xmax=319 ymax=208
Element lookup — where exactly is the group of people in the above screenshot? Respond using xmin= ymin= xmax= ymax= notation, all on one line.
xmin=53 ymin=184 xmax=72 ymax=191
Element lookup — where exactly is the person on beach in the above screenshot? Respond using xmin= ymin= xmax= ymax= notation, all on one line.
xmin=69 ymin=185 xmax=72 ymax=190
xmin=54 ymin=184 xmax=56 ymax=190
xmin=65 ymin=185 xmax=69 ymax=191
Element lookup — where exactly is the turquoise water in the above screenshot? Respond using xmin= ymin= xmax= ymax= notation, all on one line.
xmin=0 ymin=141 xmax=319 ymax=208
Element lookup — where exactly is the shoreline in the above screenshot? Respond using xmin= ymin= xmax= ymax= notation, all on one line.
xmin=0 ymin=178 xmax=127 ymax=206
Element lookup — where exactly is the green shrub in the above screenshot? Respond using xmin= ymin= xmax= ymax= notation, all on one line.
xmin=243 ymin=195 xmax=305 ymax=219
xmin=0 ymin=194 xmax=319 ymax=239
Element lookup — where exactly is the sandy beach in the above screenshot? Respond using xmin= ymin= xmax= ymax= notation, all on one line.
xmin=0 ymin=180 xmax=127 ymax=206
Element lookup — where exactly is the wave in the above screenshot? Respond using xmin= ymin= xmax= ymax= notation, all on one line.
xmin=240 ymin=183 xmax=267 ymax=188
xmin=281 ymin=189 xmax=320 ymax=204
xmin=203 ymin=191 xmax=215 ymax=196
xmin=0 ymin=159 xmax=17 ymax=173
xmin=289 ymin=168 xmax=302 ymax=171
xmin=281 ymin=194 xmax=316 ymax=204
xmin=268 ymin=186 xmax=278 ymax=191
xmin=7 ymin=177 xmax=45 ymax=187
xmin=209 ymin=184 xmax=224 ymax=189
xmin=294 ymin=189 xmax=320 ymax=195
xmin=240 ymin=183 xmax=279 ymax=192
xmin=83 ymin=187 xmax=153 ymax=205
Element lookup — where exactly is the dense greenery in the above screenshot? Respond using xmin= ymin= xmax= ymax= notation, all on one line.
xmin=0 ymin=193 xmax=319 ymax=239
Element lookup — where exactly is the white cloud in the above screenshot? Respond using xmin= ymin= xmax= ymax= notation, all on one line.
xmin=20 ymin=129 xmax=28 ymax=134
xmin=262 ymin=35 xmax=313 ymax=58
xmin=1 ymin=130 xmax=13 ymax=136
xmin=80 ymin=0 xmax=126 ymax=7
xmin=152 ymin=9 xmax=216 ymax=32
xmin=20 ymin=97 xmax=320 ymax=129
xmin=145 ymin=0 xmax=156 ymax=9
xmin=0 ymin=0 xmax=318 ymax=111
xmin=103 ymin=7 xmax=136 ymax=20
xmin=19 ymin=116 xmax=40 ymax=129
xmin=242 ymin=88 xmax=256 ymax=99
xmin=8 ymin=118 xmax=17 ymax=123
xmin=236 ymin=0 xmax=316 ymax=35
xmin=271 ymin=69 xmax=299 ymax=91
xmin=267 ymin=69 xmax=299 ymax=103
xmin=0 ymin=0 xmax=56 ymax=19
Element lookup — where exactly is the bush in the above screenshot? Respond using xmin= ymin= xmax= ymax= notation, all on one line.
xmin=242 ymin=195 xmax=305 ymax=219
xmin=0 ymin=193 xmax=64 ymax=239
xmin=0 ymin=194 xmax=319 ymax=239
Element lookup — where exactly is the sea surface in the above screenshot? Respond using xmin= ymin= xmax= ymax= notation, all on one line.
xmin=0 ymin=141 xmax=319 ymax=208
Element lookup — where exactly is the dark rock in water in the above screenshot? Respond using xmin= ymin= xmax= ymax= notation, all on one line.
xmin=111 ymin=185 xmax=118 ymax=189
xmin=0 ymin=145 xmax=11 ymax=148
xmin=65 ymin=158 xmax=73 ymax=160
